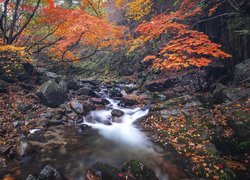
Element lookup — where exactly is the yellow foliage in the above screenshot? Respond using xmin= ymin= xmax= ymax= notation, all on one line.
xmin=0 ymin=45 xmax=32 ymax=76
xmin=126 ymin=0 xmax=153 ymax=21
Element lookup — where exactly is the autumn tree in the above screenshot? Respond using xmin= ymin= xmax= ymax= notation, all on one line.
xmin=24 ymin=0 xmax=128 ymax=62
xmin=0 ymin=0 xmax=41 ymax=44
xmin=127 ymin=0 xmax=232 ymax=70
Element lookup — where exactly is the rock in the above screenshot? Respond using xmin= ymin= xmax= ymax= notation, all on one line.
xmin=122 ymin=160 xmax=158 ymax=180
xmin=144 ymin=77 xmax=179 ymax=92
xmin=119 ymin=97 xmax=138 ymax=107
xmin=160 ymin=109 xmax=179 ymax=119
xmin=76 ymin=87 xmax=91 ymax=96
xmin=18 ymin=103 xmax=32 ymax=112
xmin=184 ymin=101 xmax=202 ymax=109
xmin=18 ymin=140 xmax=35 ymax=157
xmin=234 ymin=59 xmax=250 ymax=85
xmin=36 ymin=80 xmax=68 ymax=107
xmin=37 ymin=165 xmax=67 ymax=180
xmin=66 ymin=112 xmax=78 ymax=121
xmin=20 ymin=83 xmax=34 ymax=90
xmin=211 ymin=83 xmax=227 ymax=103
xmin=110 ymin=88 xmax=123 ymax=98
xmin=111 ymin=109 xmax=125 ymax=117
xmin=229 ymin=119 xmax=250 ymax=140
xmin=22 ymin=63 xmax=35 ymax=75
xmin=27 ymin=131 xmax=47 ymax=143
xmin=26 ymin=174 xmax=37 ymax=180
xmin=46 ymin=72 xmax=58 ymax=79
xmin=70 ymin=99 xmax=89 ymax=115
xmin=92 ymin=162 xmax=123 ymax=180
xmin=102 ymin=120 xmax=112 ymax=126
xmin=46 ymin=120 xmax=64 ymax=127
xmin=90 ymin=98 xmax=109 ymax=105
xmin=67 ymin=79 xmax=80 ymax=91
xmin=223 ymin=88 xmax=250 ymax=102
xmin=0 ymin=80 xmax=7 ymax=93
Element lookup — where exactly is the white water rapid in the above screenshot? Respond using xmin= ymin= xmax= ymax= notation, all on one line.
xmin=84 ymin=97 xmax=150 ymax=147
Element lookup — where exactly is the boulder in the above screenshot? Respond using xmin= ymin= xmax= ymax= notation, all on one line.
xmin=36 ymin=80 xmax=68 ymax=107
xmin=234 ymin=59 xmax=250 ymax=85
xmin=111 ymin=109 xmax=125 ymax=117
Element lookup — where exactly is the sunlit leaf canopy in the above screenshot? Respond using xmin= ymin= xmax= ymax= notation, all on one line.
xmin=0 ymin=0 xmax=231 ymax=68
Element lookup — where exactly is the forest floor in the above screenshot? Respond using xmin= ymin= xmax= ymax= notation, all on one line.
xmin=0 ymin=66 xmax=250 ymax=179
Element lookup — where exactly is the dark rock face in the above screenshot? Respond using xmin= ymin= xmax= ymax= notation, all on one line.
xmin=234 ymin=59 xmax=250 ymax=85
xmin=36 ymin=80 xmax=68 ymax=107
xmin=111 ymin=109 xmax=125 ymax=117
xmin=122 ymin=160 xmax=158 ymax=180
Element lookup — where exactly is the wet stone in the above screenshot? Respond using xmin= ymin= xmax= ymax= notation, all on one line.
xmin=111 ymin=109 xmax=125 ymax=117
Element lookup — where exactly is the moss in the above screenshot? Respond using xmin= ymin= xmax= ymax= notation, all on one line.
xmin=237 ymin=140 xmax=250 ymax=151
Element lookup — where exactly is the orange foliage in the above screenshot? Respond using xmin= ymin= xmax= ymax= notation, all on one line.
xmin=130 ymin=1 xmax=231 ymax=70
xmin=19 ymin=0 xmax=127 ymax=61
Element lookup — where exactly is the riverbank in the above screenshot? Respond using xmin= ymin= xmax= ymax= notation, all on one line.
xmin=1 ymin=61 xmax=250 ymax=179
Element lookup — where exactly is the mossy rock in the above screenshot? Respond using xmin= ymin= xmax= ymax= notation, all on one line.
xmin=122 ymin=160 xmax=158 ymax=180
xmin=93 ymin=162 xmax=126 ymax=180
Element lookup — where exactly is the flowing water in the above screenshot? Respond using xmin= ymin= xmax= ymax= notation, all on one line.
xmin=4 ymin=85 xmax=187 ymax=179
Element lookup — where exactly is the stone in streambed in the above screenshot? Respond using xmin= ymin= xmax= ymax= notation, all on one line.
xmin=70 ymin=99 xmax=89 ymax=115
xmin=111 ymin=109 xmax=125 ymax=117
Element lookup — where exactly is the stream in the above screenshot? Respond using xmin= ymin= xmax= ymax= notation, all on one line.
xmin=6 ymin=85 xmax=187 ymax=179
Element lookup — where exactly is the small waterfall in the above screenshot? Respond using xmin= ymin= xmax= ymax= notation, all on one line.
xmin=82 ymin=86 xmax=150 ymax=147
